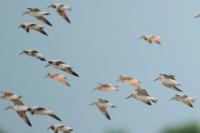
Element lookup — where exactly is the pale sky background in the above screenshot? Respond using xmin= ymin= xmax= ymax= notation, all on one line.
xmin=1 ymin=0 xmax=200 ymax=133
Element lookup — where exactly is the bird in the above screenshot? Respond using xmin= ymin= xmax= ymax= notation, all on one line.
xmin=48 ymin=124 xmax=73 ymax=133
xmin=154 ymin=74 xmax=182 ymax=92
xmin=93 ymin=83 xmax=119 ymax=92
xmin=170 ymin=94 xmax=195 ymax=108
xmin=117 ymin=75 xmax=141 ymax=89
xmin=90 ymin=98 xmax=115 ymax=120
xmin=5 ymin=102 xmax=32 ymax=127
xmin=45 ymin=72 xmax=70 ymax=87
xmin=45 ymin=60 xmax=79 ymax=77
xmin=48 ymin=3 xmax=72 ymax=23
xmin=140 ymin=35 xmax=162 ymax=45
xmin=23 ymin=8 xmax=52 ymax=26
xmin=18 ymin=22 xmax=48 ymax=36
xmin=126 ymin=88 xmax=158 ymax=105
xmin=0 ymin=91 xmax=22 ymax=102
xmin=20 ymin=49 xmax=47 ymax=61
xmin=29 ymin=106 xmax=61 ymax=121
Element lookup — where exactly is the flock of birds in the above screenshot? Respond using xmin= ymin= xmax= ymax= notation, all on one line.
xmin=1 ymin=1 xmax=200 ymax=133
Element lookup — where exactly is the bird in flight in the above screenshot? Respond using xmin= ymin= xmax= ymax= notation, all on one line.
xmin=154 ymin=74 xmax=182 ymax=92
xmin=48 ymin=3 xmax=72 ymax=23
xmin=20 ymin=49 xmax=47 ymax=61
xmin=18 ymin=22 xmax=48 ymax=36
xmin=126 ymin=88 xmax=158 ymax=105
xmin=140 ymin=35 xmax=162 ymax=45
xmin=93 ymin=83 xmax=119 ymax=92
xmin=170 ymin=94 xmax=195 ymax=108
xmin=90 ymin=98 xmax=116 ymax=120
xmin=48 ymin=124 xmax=73 ymax=133
xmin=23 ymin=8 xmax=52 ymax=26
xmin=118 ymin=75 xmax=141 ymax=89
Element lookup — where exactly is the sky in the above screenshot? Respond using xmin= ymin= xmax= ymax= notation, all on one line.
xmin=1 ymin=0 xmax=200 ymax=133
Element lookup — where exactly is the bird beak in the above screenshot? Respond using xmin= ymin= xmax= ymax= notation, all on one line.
xmin=5 ymin=106 xmax=11 ymax=110
xmin=126 ymin=95 xmax=132 ymax=99
xmin=18 ymin=25 xmax=21 ymax=28
xmin=90 ymin=102 xmax=96 ymax=106
xmin=47 ymin=5 xmax=52 ymax=8
xmin=19 ymin=51 xmax=24 ymax=55
xmin=170 ymin=97 xmax=175 ymax=101
xmin=22 ymin=11 xmax=28 ymax=15
xmin=154 ymin=77 xmax=159 ymax=81
xmin=45 ymin=64 xmax=49 ymax=68
xmin=92 ymin=88 xmax=97 ymax=91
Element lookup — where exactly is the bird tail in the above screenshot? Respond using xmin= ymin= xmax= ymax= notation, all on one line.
xmin=174 ymin=86 xmax=183 ymax=92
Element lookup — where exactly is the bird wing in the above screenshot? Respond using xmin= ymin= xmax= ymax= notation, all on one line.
xmin=137 ymin=89 xmax=150 ymax=96
xmin=98 ymin=106 xmax=111 ymax=120
xmin=48 ymin=113 xmax=62 ymax=121
xmin=64 ymin=67 xmax=79 ymax=77
xmin=57 ymin=9 xmax=71 ymax=23
xmin=35 ymin=28 xmax=48 ymax=36
xmin=17 ymin=111 xmax=32 ymax=127
xmin=35 ymin=16 xmax=52 ymax=26
xmin=11 ymin=99 xmax=24 ymax=105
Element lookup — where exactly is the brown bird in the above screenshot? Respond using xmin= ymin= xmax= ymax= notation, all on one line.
xmin=170 ymin=94 xmax=196 ymax=108
xmin=140 ymin=35 xmax=162 ymax=45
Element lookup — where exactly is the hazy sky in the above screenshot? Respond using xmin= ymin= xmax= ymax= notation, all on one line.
xmin=1 ymin=0 xmax=200 ymax=133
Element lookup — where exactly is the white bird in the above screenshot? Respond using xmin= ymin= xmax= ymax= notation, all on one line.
xmin=90 ymin=98 xmax=115 ymax=120
xmin=126 ymin=89 xmax=158 ymax=105
xmin=30 ymin=106 xmax=61 ymax=121
xmin=48 ymin=3 xmax=71 ymax=23
xmin=45 ymin=72 xmax=70 ymax=87
xmin=20 ymin=49 xmax=47 ymax=61
xmin=118 ymin=75 xmax=141 ymax=89
xmin=18 ymin=22 xmax=48 ymax=36
xmin=93 ymin=83 xmax=119 ymax=92
xmin=48 ymin=124 xmax=73 ymax=133
xmin=5 ymin=103 xmax=32 ymax=127
xmin=45 ymin=60 xmax=79 ymax=77
xmin=140 ymin=35 xmax=162 ymax=45
xmin=23 ymin=8 xmax=52 ymax=26
xmin=170 ymin=94 xmax=196 ymax=108
xmin=154 ymin=74 xmax=182 ymax=92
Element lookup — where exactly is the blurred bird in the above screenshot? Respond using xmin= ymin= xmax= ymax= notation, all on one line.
xmin=5 ymin=102 xmax=32 ymax=127
xmin=90 ymin=98 xmax=115 ymax=120
xmin=48 ymin=3 xmax=72 ymax=23
xmin=48 ymin=124 xmax=73 ymax=133
xmin=45 ymin=60 xmax=79 ymax=77
xmin=23 ymin=8 xmax=52 ymax=26
xmin=170 ymin=94 xmax=195 ymax=108
xmin=140 ymin=35 xmax=162 ymax=45
xmin=45 ymin=72 xmax=70 ymax=87
xmin=0 ymin=91 xmax=22 ymax=102
xmin=118 ymin=75 xmax=141 ymax=89
xmin=126 ymin=89 xmax=158 ymax=105
xmin=30 ymin=106 xmax=61 ymax=121
xmin=154 ymin=74 xmax=182 ymax=92
xmin=93 ymin=83 xmax=119 ymax=92
xmin=20 ymin=49 xmax=47 ymax=61
xmin=18 ymin=22 xmax=48 ymax=36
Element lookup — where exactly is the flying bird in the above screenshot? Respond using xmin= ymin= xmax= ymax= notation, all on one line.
xmin=170 ymin=94 xmax=195 ymax=108
xmin=126 ymin=88 xmax=158 ymax=105
xmin=90 ymin=98 xmax=115 ymax=120
xmin=154 ymin=74 xmax=182 ymax=92
xmin=0 ymin=91 xmax=22 ymax=102
xmin=20 ymin=49 xmax=47 ymax=61
xmin=23 ymin=8 xmax=52 ymax=26
xmin=48 ymin=124 xmax=73 ymax=133
xmin=48 ymin=3 xmax=72 ymax=23
xmin=140 ymin=35 xmax=162 ymax=45
xmin=93 ymin=83 xmax=119 ymax=92
xmin=18 ymin=22 xmax=48 ymax=36
xmin=45 ymin=72 xmax=70 ymax=87
xmin=29 ymin=106 xmax=61 ymax=121
xmin=45 ymin=60 xmax=79 ymax=77
xmin=118 ymin=75 xmax=141 ymax=89
xmin=5 ymin=102 xmax=32 ymax=127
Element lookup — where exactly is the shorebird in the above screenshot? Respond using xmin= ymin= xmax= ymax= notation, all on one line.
xmin=45 ymin=60 xmax=79 ymax=77
xmin=154 ymin=74 xmax=182 ymax=92
xmin=23 ymin=8 xmax=52 ymax=26
xmin=20 ymin=49 xmax=47 ymax=61
xmin=90 ymin=98 xmax=115 ymax=120
xmin=93 ymin=83 xmax=119 ymax=92
xmin=126 ymin=89 xmax=158 ymax=105
xmin=29 ymin=106 xmax=61 ymax=121
xmin=18 ymin=22 xmax=48 ymax=36
xmin=45 ymin=72 xmax=70 ymax=87
xmin=140 ymin=35 xmax=162 ymax=45
xmin=48 ymin=3 xmax=72 ymax=23
xmin=0 ymin=91 xmax=22 ymax=102
xmin=118 ymin=75 xmax=141 ymax=89
xmin=48 ymin=124 xmax=73 ymax=133
xmin=170 ymin=94 xmax=195 ymax=108
xmin=5 ymin=103 xmax=32 ymax=127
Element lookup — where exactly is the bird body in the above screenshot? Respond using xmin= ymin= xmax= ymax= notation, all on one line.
xmin=141 ymin=35 xmax=162 ymax=44
xmin=46 ymin=73 xmax=70 ymax=86
xmin=20 ymin=49 xmax=47 ymax=61
xmin=94 ymin=83 xmax=119 ymax=92
xmin=170 ymin=94 xmax=195 ymax=108
xmin=48 ymin=124 xmax=73 ymax=133
xmin=118 ymin=75 xmax=141 ymax=89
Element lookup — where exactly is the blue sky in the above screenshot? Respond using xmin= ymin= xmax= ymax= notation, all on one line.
xmin=1 ymin=0 xmax=200 ymax=133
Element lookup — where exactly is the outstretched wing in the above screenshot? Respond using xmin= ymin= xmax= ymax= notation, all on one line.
xmin=17 ymin=111 xmax=32 ymax=127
